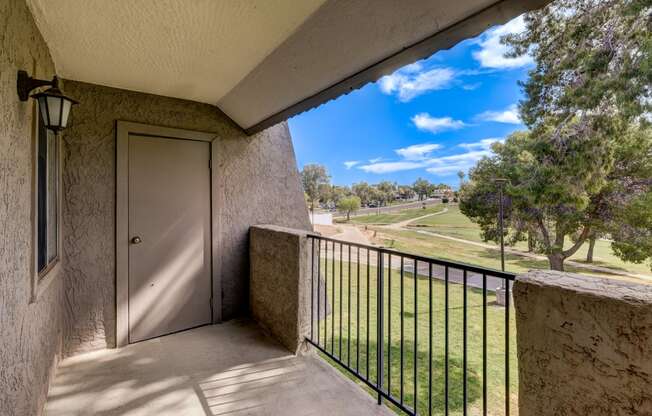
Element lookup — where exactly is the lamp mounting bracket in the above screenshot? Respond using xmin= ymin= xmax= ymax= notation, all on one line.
xmin=17 ymin=70 xmax=57 ymax=102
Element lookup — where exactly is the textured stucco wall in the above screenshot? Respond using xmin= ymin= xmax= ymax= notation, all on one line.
xmin=0 ymin=0 xmax=66 ymax=415
xmin=60 ymin=80 xmax=311 ymax=356
xmin=249 ymin=225 xmax=311 ymax=353
xmin=514 ymin=270 xmax=652 ymax=415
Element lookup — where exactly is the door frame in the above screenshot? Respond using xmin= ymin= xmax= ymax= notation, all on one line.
xmin=115 ymin=121 xmax=220 ymax=347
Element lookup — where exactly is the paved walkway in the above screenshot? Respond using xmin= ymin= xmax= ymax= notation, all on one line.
xmin=333 ymin=198 xmax=440 ymax=218
xmin=45 ymin=320 xmax=392 ymax=416
xmin=385 ymin=207 xmax=448 ymax=230
xmin=332 ymin=224 xmax=371 ymax=246
xmin=332 ymin=207 xmax=449 ymax=246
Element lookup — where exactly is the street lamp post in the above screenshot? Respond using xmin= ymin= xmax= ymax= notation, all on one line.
xmin=494 ymin=178 xmax=508 ymax=305
xmin=495 ymin=178 xmax=507 ymax=272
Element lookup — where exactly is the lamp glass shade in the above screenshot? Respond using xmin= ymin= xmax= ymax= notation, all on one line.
xmin=60 ymin=99 xmax=72 ymax=128
xmin=36 ymin=93 xmax=75 ymax=131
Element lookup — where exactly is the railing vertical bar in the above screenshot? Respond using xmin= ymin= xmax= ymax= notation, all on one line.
xmin=357 ymin=246 xmax=361 ymax=371
xmin=413 ymin=258 xmax=418 ymax=412
xmin=332 ymin=241 xmax=336 ymax=354
xmin=324 ymin=240 xmax=328 ymax=349
xmin=445 ymin=265 xmax=449 ymax=416
xmin=388 ymin=254 xmax=392 ymax=395
xmin=505 ymin=278 xmax=510 ymax=416
xmin=400 ymin=256 xmax=404 ymax=404
xmin=463 ymin=269 xmax=468 ymax=416
xmin=310 ymin=238 xmax=314 ymax=342
xmin=340 ymin=243 xmax=343 ymax=358
xmin=348 ymin=245 xmax=351 ymax=365
xmin=367 ymin=248 xmax=370 ymax=380
xmin=317 ymin=239 xmax=321 ymax=348
xmin=483 ymin=273 xmax=487 ymax=416
xmin=428 ymin=262 xmax=433 ymax=416
xmin=377 ymin=250 xmax=384 ymax=405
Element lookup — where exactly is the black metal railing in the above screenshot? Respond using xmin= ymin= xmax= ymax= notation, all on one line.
xmin=305 ymin=234 xmax=516 ymax=416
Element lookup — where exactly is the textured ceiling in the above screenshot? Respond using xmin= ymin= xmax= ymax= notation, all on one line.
xmin=27 ymin=0 xmax=326 ymax=105
xmin=27 ymin=0 xmax=546 ymax=131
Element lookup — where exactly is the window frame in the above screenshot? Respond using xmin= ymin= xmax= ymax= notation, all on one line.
xmin=31 ymin=101 xmax=63 ymax=302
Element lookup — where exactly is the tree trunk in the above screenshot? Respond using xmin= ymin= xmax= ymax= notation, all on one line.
xmin=527 ymin=231 xmax=535 ymax=252
xmin=347 ymin=211 xmax=350 ymax=221
xmin=548 ymin=253 xmax=565 ymax=271
xmin=586 ymin=238 xmax=596 ymax=263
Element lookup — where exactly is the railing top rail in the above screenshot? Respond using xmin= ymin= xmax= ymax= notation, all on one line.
xmin=307 ymin=233 xmax=516 ymax=280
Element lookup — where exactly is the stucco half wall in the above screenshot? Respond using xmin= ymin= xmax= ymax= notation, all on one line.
xmin=61 ymin=80 xmax=311 ymax=356
xmin=514 ymin=270 xmax=652 ymax=415
xmin=249 ymin=225 xmax=313 ymax=354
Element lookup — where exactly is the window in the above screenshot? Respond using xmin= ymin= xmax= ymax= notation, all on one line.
xmin=36 ymin=112 xmax=59 ymax=275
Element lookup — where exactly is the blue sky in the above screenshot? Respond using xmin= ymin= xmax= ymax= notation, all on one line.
xmin=289 ymin=15 xmax=533 ymax=188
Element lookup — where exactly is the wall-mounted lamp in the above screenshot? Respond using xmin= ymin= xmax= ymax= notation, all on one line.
xmin=17 ymin=70 xmax=78 ymax=133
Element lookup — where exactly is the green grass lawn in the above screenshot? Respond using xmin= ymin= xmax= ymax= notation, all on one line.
xmin=410 ymin=205 xmax=652 ymax=277
xmin=340 ymin=205 xmax=444 ymax=225
xmin=312 ymin=259 xmax=516 ymax=416
xmin=376 ymin=226 xmax=651 ymax=283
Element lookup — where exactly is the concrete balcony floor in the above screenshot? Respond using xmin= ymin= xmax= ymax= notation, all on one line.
xmin=45 ymin=319 xmax=391 ymax=416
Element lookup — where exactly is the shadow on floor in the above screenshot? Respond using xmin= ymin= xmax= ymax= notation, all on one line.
xmin=45 ymin=319 xmax=391 ymax=416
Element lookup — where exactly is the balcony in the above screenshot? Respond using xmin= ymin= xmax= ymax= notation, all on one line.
xmin=31 ymin=224 xmax=652 ymax=416
xmin=249 ymin=225 xmax=652 ymax=415
xmin=5 ymin=1 xmax=649 ymax=415
xmin=44 ymin=225 xmax=516 ymax=416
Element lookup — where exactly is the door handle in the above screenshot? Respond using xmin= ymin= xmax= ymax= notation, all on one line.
xmin=131 ymin=236 xmax=142 ymax=244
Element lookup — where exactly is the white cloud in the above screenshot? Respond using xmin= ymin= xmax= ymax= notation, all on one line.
xmin=401 ymin=62 xmax=423 ymax=73
xmin=359 ymin=140 xmax=499 ymax=175
xmin=343 ymin=161 xmax=360 ymax=169
xmin=426 ymin=163 xmax=474 ymax=175
xmin=459 ymin=137 xmax=504 ymax=150
xmin=379 ymin=67 xmax=456 ymax=102
xmin=368 ymin=157 xmax=384 ymax=163
xmin=462 ymin=82 xmax=482 ymax=91
xmin=395 ymin=143 xmax=441 ymax=160
xmin=474 ymin=104 xmax=521 ymax=124
xmin=472 ymin=15 xmax=533 ymax=69
xmin=425 ymin=150 xmax=493 ymax=175
xmin=412 ymin=113 xmax=466 ymax=134
xmin=359 ymin=161 xmax=426 ymax=174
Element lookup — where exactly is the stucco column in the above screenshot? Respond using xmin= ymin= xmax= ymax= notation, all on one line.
xmin=513 ymin=270 xmax=652 ymax=415
xmin=249 ymin=225 xmax=311 ymax=354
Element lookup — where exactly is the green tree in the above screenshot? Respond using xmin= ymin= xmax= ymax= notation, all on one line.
xmin=460 ymin=0 xmax=652 ymax=272
xmin=376 ymin=181 xmax=397 ymax=206
xmin=329 ymin=185 xmax=351 ymax=207
xmin=368 ymin=186 xmax=383 ymax=206
xmin=506 ymin=0 xmax=651 ymax=144
xmin=352 ymin=182 xmax=372 ymax=206
xmin=413 ymin=178 xmax=431 ymax=201
xmin=460 ymin=126 xmax=652 ymax=271
xmin=611 ymin=191 xmax=652 ymax=267
xmin=317 ymin=183 xmax=332 ymax=206
xmin=337 ymin=196 xmax=362 ymax=221
xmin=457 ymin=170 xmax=465 ymax=189
xmin=300 ymin=164 xmax=330 ymax=217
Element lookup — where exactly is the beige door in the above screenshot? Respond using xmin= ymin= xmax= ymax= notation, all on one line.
xmin=127 ymin=134 xmax=212 ymax=343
